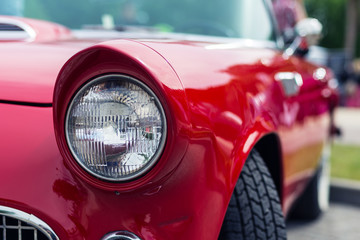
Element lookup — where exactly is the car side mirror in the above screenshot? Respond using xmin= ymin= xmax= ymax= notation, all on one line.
xmin=284 ymin=18 xmax=323 ymax=57
xmin=296 ymin=18 xmax=323 ymax=46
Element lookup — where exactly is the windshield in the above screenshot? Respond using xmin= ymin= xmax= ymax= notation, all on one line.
xmin=2 ymin=0 xmax=275 ymax=41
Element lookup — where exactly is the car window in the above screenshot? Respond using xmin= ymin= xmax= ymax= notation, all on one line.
xmin=235 ymin=0 xmax=275 ymax=41
xmin=22 ymin=0 xmax=275 ymax=41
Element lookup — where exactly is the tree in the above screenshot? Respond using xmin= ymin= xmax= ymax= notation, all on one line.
xmin=305 ymin=0 xmax=346 ymax=50
xmin=345 ymin=0 xmax=360 ymax=58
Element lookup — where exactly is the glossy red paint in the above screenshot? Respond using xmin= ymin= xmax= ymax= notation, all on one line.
xmin=1 ymin=18 xmax=337 ymax=240
xmin=141 ymin=40 xmax=337 ymax=214
xmin=0 ymin=42 xmax=85 ymax=103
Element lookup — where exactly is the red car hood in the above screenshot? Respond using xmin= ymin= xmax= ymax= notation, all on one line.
xmin=0 ymin=42 xmax=92 ymax=104
xmin=0 ymin=37 xmax=252 ymax=104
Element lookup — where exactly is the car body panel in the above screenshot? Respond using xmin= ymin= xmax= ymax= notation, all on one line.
xmin=142 ymin=39 xmax=336 ymax=214
xmin=0 ymin=43 xmax=84 ymax=103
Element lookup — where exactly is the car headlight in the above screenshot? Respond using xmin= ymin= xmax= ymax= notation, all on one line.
xmin=65 ymin=74 xmax=167 ymax=182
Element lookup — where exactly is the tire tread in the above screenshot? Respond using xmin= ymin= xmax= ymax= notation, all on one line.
xmin=219 ymin=150 xmax=287 ymax=240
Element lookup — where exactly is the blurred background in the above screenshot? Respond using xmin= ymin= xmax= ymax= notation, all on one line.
xmin=305 ymin=0 xmax=360 ymax=183
xmin=274 ymin=0 xmax=360 ymax=184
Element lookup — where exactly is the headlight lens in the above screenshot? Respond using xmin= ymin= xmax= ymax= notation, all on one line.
xmin=66 ymin=75 xmax=166 ymax=181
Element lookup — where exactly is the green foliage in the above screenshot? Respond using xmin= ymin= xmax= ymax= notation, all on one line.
xmin=305 ymin=0 xmax=346 ymax=50
xmin=331 ymin=143 xmax=360 ymax=181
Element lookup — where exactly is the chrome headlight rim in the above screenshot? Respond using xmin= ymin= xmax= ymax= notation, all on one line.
xmin=65 ymin=74 xmax=167 ymax=182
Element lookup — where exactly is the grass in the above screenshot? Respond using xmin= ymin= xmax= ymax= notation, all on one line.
xmin=331 ymin=143 xmax=360 ymax=181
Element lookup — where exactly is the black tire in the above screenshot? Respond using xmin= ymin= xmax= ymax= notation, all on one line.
xmin=289 ymin=152 xmax=330 ymax=220
xmin=219 ymin=150 xmax=287 ymax=240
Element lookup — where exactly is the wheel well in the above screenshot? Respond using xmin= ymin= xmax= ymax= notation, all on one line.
xmin=254 ymin=133 xmax=283 ymax=204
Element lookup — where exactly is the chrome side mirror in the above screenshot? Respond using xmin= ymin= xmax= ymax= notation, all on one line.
xmin=284 ymin=18 xmax=323 ymax=57
xmin=296 ymin=18 xmax=323 ymax=46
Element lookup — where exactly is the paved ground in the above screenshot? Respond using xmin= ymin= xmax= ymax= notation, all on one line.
xmin=334 ymin=107 xmax=360 ymax=145
xmin=287 ymin=203 xmax=360 ymax=240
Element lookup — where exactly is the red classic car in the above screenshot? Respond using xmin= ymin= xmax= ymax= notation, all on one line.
xmin=0 ymin=0 xmax=338 ymax=239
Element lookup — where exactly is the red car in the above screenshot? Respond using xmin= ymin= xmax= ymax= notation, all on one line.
xmin=0 ymin=0 xmax=338 ymax=239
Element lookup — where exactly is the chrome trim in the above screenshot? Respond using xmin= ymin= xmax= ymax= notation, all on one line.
xmin=275 ymin=72 xmax=303 ymax=97
xmin=313 ymin=67 xmax=327 ymax=82
xmin=102 ymin=231 xmax=141 ymax=240
xmin=0 ymin=17 xmax=36 ymax=41
xmin=0 ymin=205 xmax=59 ymax=240
xmin=65 ymin=74 xmax=168 ymax=182
xmin=205 ymin=39 xmax=276 ymax=50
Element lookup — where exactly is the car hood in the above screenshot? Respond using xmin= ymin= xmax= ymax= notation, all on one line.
xmin=0 ymin=34 xmax=275 ymax=104
xmin=0 ymin=41 xmax=93 ymax=104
